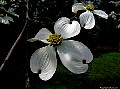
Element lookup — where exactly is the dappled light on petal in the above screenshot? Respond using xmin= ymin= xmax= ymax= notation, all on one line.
xmin=72 ymin=3 xmax=86 ymax=13
xmin=30 ymin=46 xmax=57 ymax=81
xmin=57 ymin=40 xmax=93 ymax=74
xmin=54 ymin=17 xmax=81 ymax=39
xmin=79 ymin=11 xmax=95 ymax=29
xmin=93 ymin=10 xmax=108 ymax=19
xmin=28 ymin=28 xmax=52 ymax=43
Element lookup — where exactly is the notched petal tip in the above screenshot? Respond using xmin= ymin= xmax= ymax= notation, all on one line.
xmin=57 ymin=40 xmax=93 ymax=74
xmin=80 ymin=11 xmax=95 ymax=29
xmin=54 ymin=17 xmax=81 ymax=39
xmin=30 ymin=46 xmax=57 ymax=81
xmin=68 ymin=20 xmax=81 ymax=36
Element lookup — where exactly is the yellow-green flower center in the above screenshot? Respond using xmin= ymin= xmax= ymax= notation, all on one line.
xmin=86 ymin=4 xmax=94 ymax=11
xmin=47 ymin=34 xmax=63 ymax=46
xmin=0 ymin=14 xmax=4 ymax=17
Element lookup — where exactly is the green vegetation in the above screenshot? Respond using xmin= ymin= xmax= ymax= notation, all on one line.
xmin=34 ymin=52 xmax=120 ymax=89
xmin=87 ymin=52 xmax=120 ymax=80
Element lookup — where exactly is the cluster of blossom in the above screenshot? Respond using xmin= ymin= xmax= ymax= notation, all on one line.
xmin=109 ymin=1 xmax=120 ymax=28
xmin=0 ymin=14 xmax=14 ymax=24
xmin=28 ymin=1 xmax=108 ymax=81
xmin=0 ymin=0 xmax=19 ymax=24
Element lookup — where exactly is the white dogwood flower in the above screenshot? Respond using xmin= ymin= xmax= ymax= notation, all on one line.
xmin=0 ymin=14 xmax=14 ymax=24
xmin=72 ymin=3 xmax=108 ymax=29
xmin=28 ymin=17 xmax=93 ymax=81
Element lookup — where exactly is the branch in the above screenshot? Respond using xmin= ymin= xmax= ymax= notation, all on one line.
xmin=0 ymin=7 xmax=19 ymax=17
xmin=0 ymin=0 xmax=29 ymax=71
xmin=0 ymin=20 xmax=28 ymax=71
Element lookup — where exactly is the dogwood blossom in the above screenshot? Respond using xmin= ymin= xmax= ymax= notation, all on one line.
xmin=72 ymin=3 xmax=108 ymax=29
xmin=0 ymin=14 xmax=14 ymax=24
xmin=28 ymin=17 xmax=93 ymax=81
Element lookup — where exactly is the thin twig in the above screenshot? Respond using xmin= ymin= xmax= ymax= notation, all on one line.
xmin=0 ymin=7 xmax=19 ymax=17
xmin=25 ymin=0 xmax=31 ymax=89
xmin=0 ymin=20 xmax=28 ymax=71
xmin=70 ymin=13 xmax=77 ymax=20
xmin=0 ymin=0 xmax=30 ymax=72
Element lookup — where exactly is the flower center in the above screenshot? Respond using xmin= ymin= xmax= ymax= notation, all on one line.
xmin=0 ymin=14 xmax=4 ymax=17
xmin=47 ymin=34 xmax=63 ymax=46
xmin=86 ymin=4 xmax=94 ymax=11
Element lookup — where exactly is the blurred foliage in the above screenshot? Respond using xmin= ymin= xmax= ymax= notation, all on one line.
xmin=109 ymin=1 xmax=120 ymax=29
xmin=0 ymin=0 xmax=119 ymax=45
xmin=29 ymin=52 xmax=120 ymax=89
xmin=87 ymin=52 xmax=120 ymax=80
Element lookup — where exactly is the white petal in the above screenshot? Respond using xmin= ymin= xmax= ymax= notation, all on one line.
xmin=93 ymin=10 xmax=108 ymax=19
xmin=1 ymin=19 xmax=10 ymax=24
xmin=28 ymin=28 xmax=52 ymax=43
xmin=3 ymin=16 xmax=14 ymax=22
xmin=27 ymin=38 xmax=40 ymax=42
xmin=0 ymin=17 xmax=3 ymax=23
xmin=57 ymin=40 xmax=93 ymax=74
xmin=30 ymin=45 xmax=57 ymax=81
xmin=79 ymin=11 xmax=95 ymax=29
xmin=54 ymin=17 xmax=81 ymax=39
xmin=72 ymin=3 xmax=86 ymax=13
